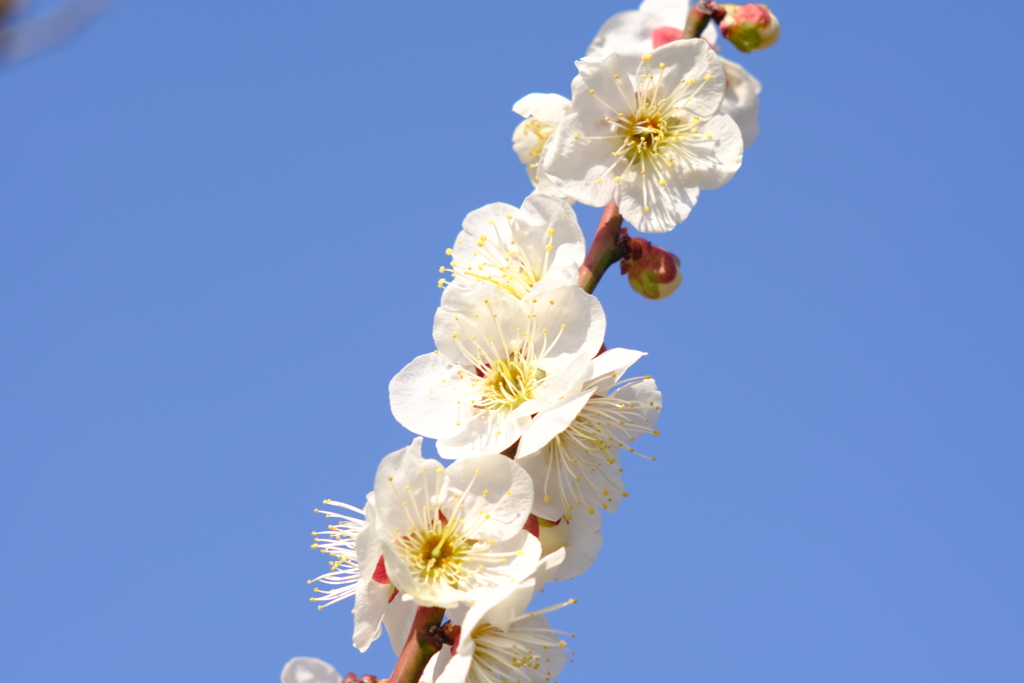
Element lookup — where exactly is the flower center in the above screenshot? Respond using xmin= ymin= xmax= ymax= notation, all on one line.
xmin=479 ymin=353 xmax=545 ymax=411
xmin=404 ymin=518 xmax=474 ymax=588
xmin=522 ymin=117 xmax=554 ymax=156
xmin=621 ymin=113 xmax=682 ymax=163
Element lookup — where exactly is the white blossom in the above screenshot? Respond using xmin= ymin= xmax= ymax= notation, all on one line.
xmin=516 ymin=348 xmax=662 ymax=519
xmin=372 ymin=438 xmax=541 ymax=609
xmin=512 ymin=93 xmax=574 ymax=199
xmin=438 ymin=195 xmax=585 ymax=300
xmin=390 ymin=285 xmax=606 ymax=459
xmin=541 ymin=40 xmax=743 ymax=233
xmin=587 ymin=1 xmax=762 ymax=147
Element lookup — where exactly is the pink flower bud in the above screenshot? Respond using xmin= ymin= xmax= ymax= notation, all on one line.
xmin=718 ymin=3 xmax=780 ymax=52
xmin=620 ymin=238 xmax=683 ymax=300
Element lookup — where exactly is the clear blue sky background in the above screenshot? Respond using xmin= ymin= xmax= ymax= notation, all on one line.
xmin=2 ymin=1 xmax=1022 ymax=681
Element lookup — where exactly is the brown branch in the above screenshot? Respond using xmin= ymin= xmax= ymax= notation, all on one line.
xmin=578 ymin=203 xmax=627 ymax=294
xmin=387 ymin=606 xmax=447 ymax=683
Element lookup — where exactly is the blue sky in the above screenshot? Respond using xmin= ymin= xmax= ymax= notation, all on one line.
xmin=1 ymin=1 xmax=1022 ymax=681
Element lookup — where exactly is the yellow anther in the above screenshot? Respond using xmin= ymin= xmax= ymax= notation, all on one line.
xmin=640 ymin=54 xmax=652 ymax=61
xmin=658 ymin=62 xmax=665 ymax=69
xmin=704 ymin=74 xmax=711 ymax=81
xmin=658 ymin=179 xmax=666 ymax=185
xmin=643 ymin=205 xmax=650 ymax=212
xmin=589 ymin=88 xmax=595 ymax=94
xmin=438 ymin=266 xmax=445 ymax=273
xmin=614 ymin=176 xmax=621 ymax=182
xmin=653 ymin=429 xmax=660 ymax=436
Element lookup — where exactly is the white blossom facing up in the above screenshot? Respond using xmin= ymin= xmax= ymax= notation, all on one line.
xmin=372 ymin=438 xmax=541 ymax=609
xmin=541 ymin=40 xmax=743 ymax=233
xmin=512 ymin=93 xmax=574 ymax=200
xmin=438 ymin=195 xmax=585 ymax=300
xmin=516 ymin=348 xmax=662 ymax=520
xmin=434 ymin=550 xmax=574 ymax=683
xmin=389 ymin=285 xmax=606 ymax=459
xmin=586 ymin=1 xmax=763 ymax=147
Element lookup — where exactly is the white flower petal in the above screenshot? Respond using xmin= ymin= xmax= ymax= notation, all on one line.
xmin=719 ymin=56 xmax=761 ymax=147
xmin=638 ymin=0 xmax=691 ymax=27
xmin=434 ymin=288 xmax=523 ymax=364
xmin=518 ymin=389 xmax=595 ymax=458
xmin=552 ymin=511 xmax=603 ymax=581
xmin=442 ymin=454 xmax=534 ymax=541
xmin=512 ymin=92 xmax=573 ymax=126
xmin=649 ymin=38 xmax=727 ymax=117
xmin=389 ymin=354 xmax=467 ymax=440
xmin=383 ymin=596 xmax=418 ymax=656
xmin=674 ymin=112 xmax=744 ymax=190
xmin=281 ymin=657 xmax=342 ymax=683
xmin=435 ymin=410 xmax=525 ymax=460
xmin=541 ymin=114 xmax=619 ymax=207
xmin=522 ymin=285 xmax=606 ymax=362
xmin=590 ymin=347 xmax=646 ymax=384
xmin=352 ymin=578 xmax=391 ymax=652
xmin=586 ymin=10 xmax=659 ymax=70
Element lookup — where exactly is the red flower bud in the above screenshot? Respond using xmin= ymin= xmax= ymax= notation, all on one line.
xmin=718 ymin=4 xmax=780 ymax=52
xmin=620 ymin=237 xmax=683 ymax=300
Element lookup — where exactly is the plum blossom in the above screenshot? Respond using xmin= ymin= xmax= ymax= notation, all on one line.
xmin=372 ymin=438 xmax=541 ymax=609
xmin=434 ymin=550 xmax=574 ymax=683
xmin=541 ymin=39 xmax=743 ymax=233
xmin=389 ymin=285 xmax=605 ymax=459
xmin=511 ymin=93 xmax=574 ymax=200
xmin=586 ymin=0 xmax=762 ymax=146
xmin=516 ymin=348 xmax=661 ymax=520
xmin=438 ymin=195 xmax=584 ymax=301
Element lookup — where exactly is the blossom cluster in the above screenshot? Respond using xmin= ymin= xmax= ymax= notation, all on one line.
xmin=296 ymin=3 xmax=777 ymax=682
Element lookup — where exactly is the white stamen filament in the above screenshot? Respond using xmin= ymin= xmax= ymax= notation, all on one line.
xmin=308 ymin=500 xmax=365 ymax=609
